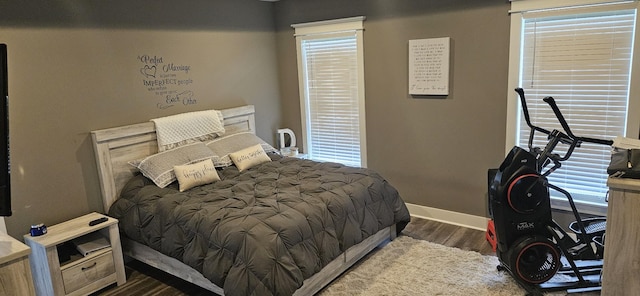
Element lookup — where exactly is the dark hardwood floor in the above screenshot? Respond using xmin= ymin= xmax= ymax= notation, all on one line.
xmin=92 ymin=217 xmax=495 ymax=296
xmin=402 ymin=217 xmax=495 ymax=255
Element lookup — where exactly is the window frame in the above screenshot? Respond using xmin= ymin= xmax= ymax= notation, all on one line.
xmin=292 ymin=16 xmax=367 ymax=167
xmin=506 ymin=0 xmax=640 ymax=215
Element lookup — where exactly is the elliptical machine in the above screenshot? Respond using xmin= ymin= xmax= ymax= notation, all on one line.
xmin=488 ymin=88 xmax=613 ymax=295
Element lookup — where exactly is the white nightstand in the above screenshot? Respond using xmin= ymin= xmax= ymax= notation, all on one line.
xmin=23 ymin=212 xmax=126 ymax=296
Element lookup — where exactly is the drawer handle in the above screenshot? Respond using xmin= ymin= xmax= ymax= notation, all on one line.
xmin=81 ymin=262 xmax=97 ymax=271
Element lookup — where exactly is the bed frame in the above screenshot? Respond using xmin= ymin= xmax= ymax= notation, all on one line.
xmin=91 ymin=105 xmax=397 ymax=295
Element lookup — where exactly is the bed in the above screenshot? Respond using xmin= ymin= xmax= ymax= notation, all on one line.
xmin=90 ymin=105 xmax=410 ymax=296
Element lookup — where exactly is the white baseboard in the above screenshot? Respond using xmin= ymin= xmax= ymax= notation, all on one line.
xmin=406 ymin=203 xmax=489 ymax=231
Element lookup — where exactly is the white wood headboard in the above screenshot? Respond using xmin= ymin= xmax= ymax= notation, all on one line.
xmin=91 ymin=105 xmax=256 ymax=212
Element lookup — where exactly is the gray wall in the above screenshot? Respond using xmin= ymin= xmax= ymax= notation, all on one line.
xmin=1 ymin=0 xmax=513 ymax=238
xmin=0 ymin=0 xmax=281 ymax=237
xmin=274 ymin=0 xmax=511 ymax=216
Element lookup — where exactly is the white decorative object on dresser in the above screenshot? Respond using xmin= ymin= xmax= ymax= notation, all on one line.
xmin=0 ymin=231 xmax=35 ymax=295
xmin=277 ymin=128 xmax=307 ymax=159
xmin=23 ymin=212 xmax=126 ymax=296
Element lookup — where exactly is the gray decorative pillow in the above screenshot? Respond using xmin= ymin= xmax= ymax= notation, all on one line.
xmin=135 ymin=142 xmax=218 ymax=188
xmin=205 ymin=132 xmax=276 ymax=167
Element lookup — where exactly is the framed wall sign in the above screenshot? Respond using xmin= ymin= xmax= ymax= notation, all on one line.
xmin=409 ymin=37 xmax=451 ymax=95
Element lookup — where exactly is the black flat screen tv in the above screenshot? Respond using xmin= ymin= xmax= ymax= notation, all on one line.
xmin=0 ymin=44 xmax=11 ymax=217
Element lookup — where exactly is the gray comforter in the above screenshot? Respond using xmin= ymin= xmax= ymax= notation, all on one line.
xmin=109 ymin=156 xmax=410 ymax=296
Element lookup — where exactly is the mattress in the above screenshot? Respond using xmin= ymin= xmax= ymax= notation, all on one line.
xmin=109 ymin=155 xmax=410 ymax=296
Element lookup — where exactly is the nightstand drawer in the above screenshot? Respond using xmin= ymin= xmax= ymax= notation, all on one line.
xmin=61 ymin=251 xmax=115 ymax=294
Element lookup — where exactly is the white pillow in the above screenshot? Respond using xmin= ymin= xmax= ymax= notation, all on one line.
xmin=174 ymin=159 xmax=221 ymax=192
xmin=153 ymin=110 xmax=225 ymax=152
xmin=229 ymin=144 xmax=271 ymax=172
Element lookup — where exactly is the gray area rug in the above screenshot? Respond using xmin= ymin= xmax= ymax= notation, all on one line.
xmin=319 ymin=236 xmax=599 ymax=296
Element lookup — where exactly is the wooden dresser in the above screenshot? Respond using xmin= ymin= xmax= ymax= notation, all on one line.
xmin=0 ymin=231 xmax=35 ymax=295
xmin=602 ymin=177 xmax=640 ymax=295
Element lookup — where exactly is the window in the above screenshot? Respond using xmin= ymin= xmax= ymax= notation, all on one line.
xmin=506 ymin=1 xmax=640 ymax=215
xmin=293 ymin=17 xmax=367 ymax=167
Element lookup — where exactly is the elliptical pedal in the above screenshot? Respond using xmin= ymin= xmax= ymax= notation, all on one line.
xmin=568 ymin=217 xmax=606 ymax=236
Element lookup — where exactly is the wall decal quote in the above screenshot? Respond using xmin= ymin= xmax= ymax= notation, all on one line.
xmin=137 ymin=54 xmax=197 ymax=109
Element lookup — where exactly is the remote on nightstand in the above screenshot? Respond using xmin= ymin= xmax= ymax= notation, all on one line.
xmin=89 ymin=217 xmax=108 ymax=226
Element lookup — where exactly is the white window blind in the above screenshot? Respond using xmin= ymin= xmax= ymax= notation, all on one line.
xmin=518 ymin=9 xmax=636 ymax=207
xmin=293 ymin=17 xmax=366 ymax=168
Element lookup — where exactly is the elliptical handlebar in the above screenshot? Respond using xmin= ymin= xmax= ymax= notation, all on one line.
xmin=515 ymin=88 xmax=613 ymax=147
xmin=514 ymin=88 xmax=613 ymax=171
xmin=542 ymin=96 xmax=614 ymax=146
xmin=515 ymin=88 xmax=552 ymax=136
